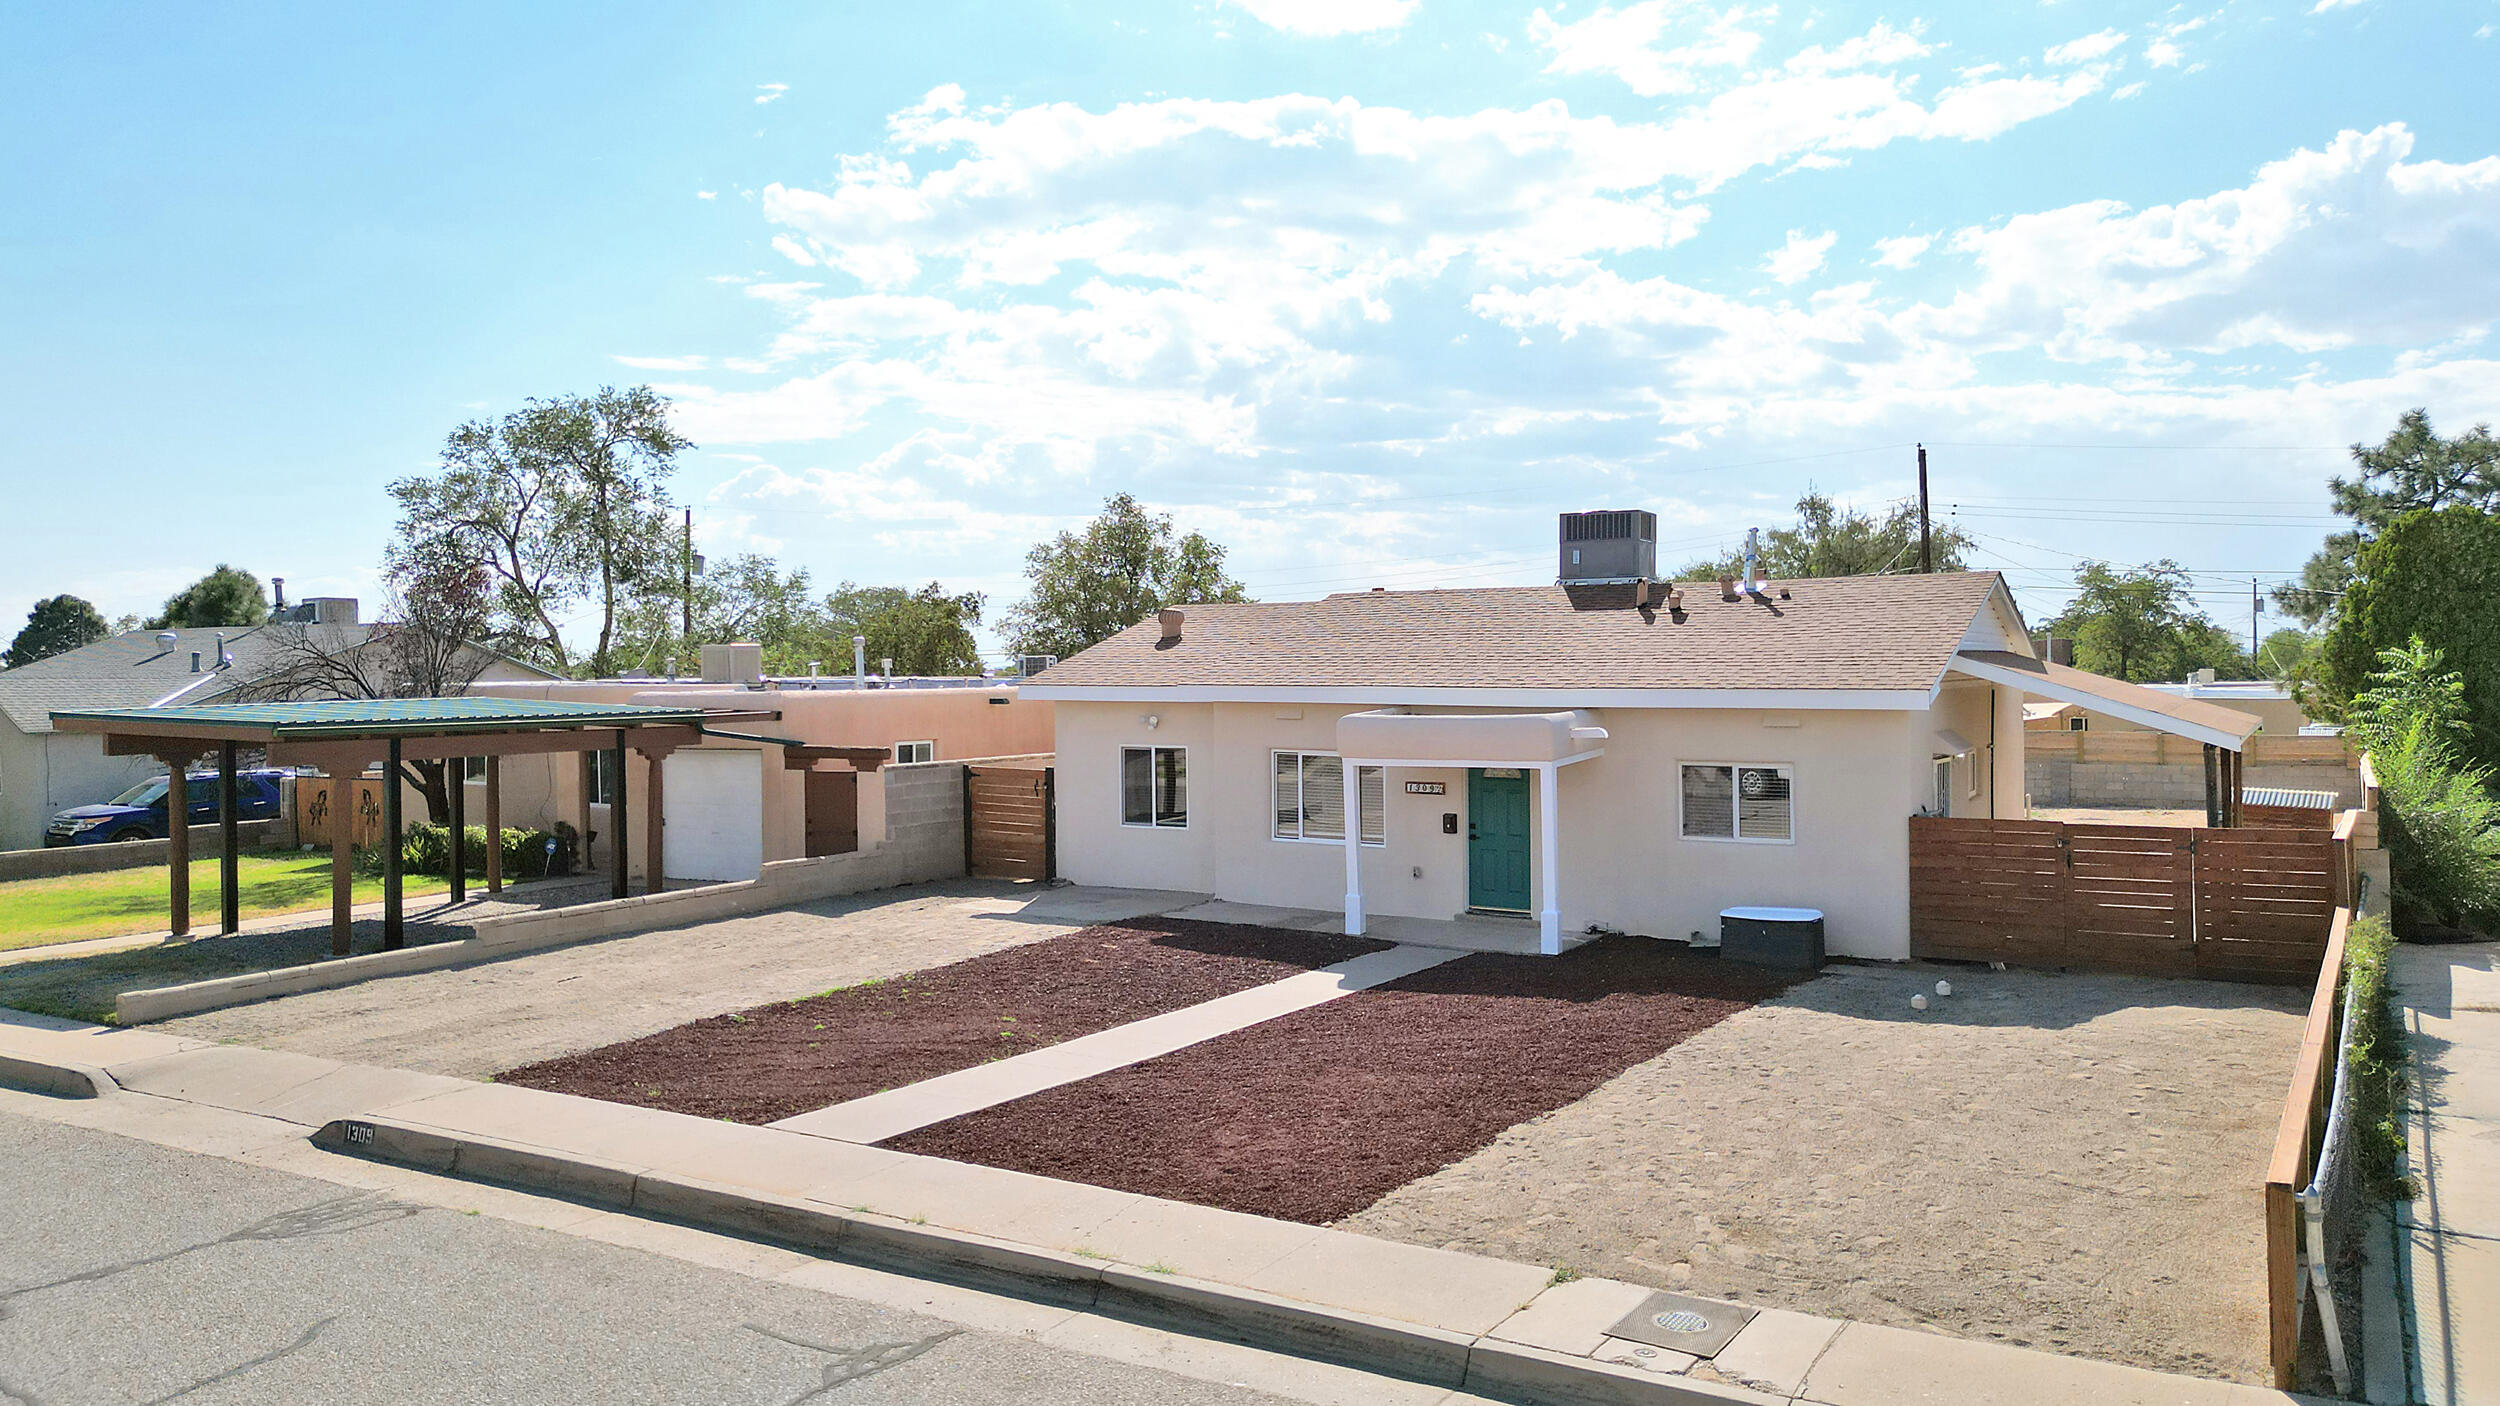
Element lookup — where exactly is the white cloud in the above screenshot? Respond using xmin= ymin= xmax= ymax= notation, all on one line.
xmin=613 ymin=354 xmax=711 ymax=371
xmin=2145 ymin=16 xmax=2208 ymax=68
xmin=755 ymin=82 xmax=789 ymax=105
xmin=696 ymin=190 xmax=718 ymax=200
xmin=770 ymin=234 xmax=820 ymax=267
xmin=2044 ymin=29 xmax=2128 ymax=65
xmin=1764 ymin=229 xmax=1838 ymax=284
xmin=1530 ymin=2 xmax=1766 ymax=97
xmin=1872 ymin=234 xmax=1932 ymax=269
xmin=2111 ymin=81 xmax=2148 ymax=101
xmin=2311 ymin=0 xmax=2369 ymax=11
xmin=1226 ymin=0 xmax=1416 ymax=36
xmin=1785 ymin=21 xmax=1931 ymax=74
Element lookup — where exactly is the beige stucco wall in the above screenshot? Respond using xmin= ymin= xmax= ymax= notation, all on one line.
xmin=1053 ymin=697 xmax=1963 ymax=961
xmin=0 ymin=726 xmax=162 ymax=851
xmin=466 ymin=680 xmax=1050 ymax=870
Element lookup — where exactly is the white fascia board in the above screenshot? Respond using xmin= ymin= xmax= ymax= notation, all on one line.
xmin=1343 ymin=749 xmax=1606 ymax=769
xmin=1946 ymin=656 xmax=2246 ymax=751
xmin=1018 ymin=684 xmax=1932 ymax=710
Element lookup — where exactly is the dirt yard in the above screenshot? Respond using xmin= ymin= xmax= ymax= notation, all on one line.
xmin=145 ymin=881 xmax=1200 ymax=1077
xmin=1338 ymin=961 xmax=2307 ymax=1385
xmin=497 ymin=918 xmax=1387 ymax=1123
xmin=889 ymin=940 xmax=1792 ymax=1224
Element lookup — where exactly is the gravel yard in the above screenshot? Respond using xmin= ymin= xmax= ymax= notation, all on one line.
xmin=1337 ymin=960 xmax=2307 ymax=1385
xmin=890 ymin=940 xmax=1791 ymax=1224
xmin=496 ymin=918 xmax=1387 ymax=1123
xmin=145 ymin=881 xmax=1199 ymax=1078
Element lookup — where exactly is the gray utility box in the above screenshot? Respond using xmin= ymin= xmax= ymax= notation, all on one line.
xmin=1719 ymin=907 xmax=1825 ymax=971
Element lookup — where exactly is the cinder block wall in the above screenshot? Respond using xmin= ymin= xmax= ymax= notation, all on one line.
xmin=2025 ymin=758 xmax=2363 ymax=809
xmin=876 ymin=761 xmax=968 ymax=880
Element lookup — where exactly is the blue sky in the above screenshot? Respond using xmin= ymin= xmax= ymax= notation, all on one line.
xmin=5 ymin=0 xmax=2496 ymax=663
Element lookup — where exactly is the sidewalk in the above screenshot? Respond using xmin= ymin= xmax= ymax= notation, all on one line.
xmin=2392 ymin=940 xmax=2500 ymax=1406
xmin=0 ymin=1011 xmax=2318 ymax=1406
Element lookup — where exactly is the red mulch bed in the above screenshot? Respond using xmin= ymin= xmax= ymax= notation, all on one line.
xmin=495 ymin=919 xmax=1389 ymax=1124
xmin=888 ymin=939 xmax=1794 ymax=1224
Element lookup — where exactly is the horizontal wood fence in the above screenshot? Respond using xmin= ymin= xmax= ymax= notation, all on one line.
xmin=2024 ymin=732 xmax=2355 ymax=766
xmin=1909 ymin=816 xmax=2346 ymax=984
xmin=2263 ymin=906 xmax=2353 ymax=1388
xmin=963 ymin=764 xmax=1054 ymax=881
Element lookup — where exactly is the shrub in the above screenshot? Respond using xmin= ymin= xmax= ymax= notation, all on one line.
xmin=372 ymin=823 xmax=578 ymax=881
xmin=2340 ymin=914 xmax=2410 ymax=1199
xmin=2350 ymin=638 xmax=2500 ymax=934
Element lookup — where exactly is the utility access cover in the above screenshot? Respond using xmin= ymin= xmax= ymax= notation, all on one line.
xmin=1605 ymin=1291 xmax=1757 ymax=1358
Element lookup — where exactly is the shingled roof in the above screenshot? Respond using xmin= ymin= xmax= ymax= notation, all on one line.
xmin=1027 ymin=571 xmax=2012 ymax=696
xmin=0 ymin=624 xmax=372 ymax=735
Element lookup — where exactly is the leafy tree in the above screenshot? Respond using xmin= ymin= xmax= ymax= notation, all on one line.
xmin=146 ymin=565 xmax=268 ymax=630
xmin=1673 ymin=491 xmax=1975 ymax=581
xmin=616 ymin=553 xmax=821 ymax=676
xmin=389 ymin=386 xmax=688 ymax=676
xmin=2256 ymin=626 xmax=2321 ymax=683
xmin=233 ymin=547 xmax=500 ymax=822
xmin=5 ymin=595 xmax=111 ymax=668
xmin=810 ymin=582 xmax=987 ymax=677
xmin=2046 ymin=560 xmax=2244 ymax=683
xmin=2318 ymin=506 xmax=2500 ymax=773
xmin=2276 ymin=409 xmax=2500 ymax=626
xmin=1003 ymin=493 xmax=1249 ymax=658
xmin=2345 ymin=638 xmax=2500 ymax=933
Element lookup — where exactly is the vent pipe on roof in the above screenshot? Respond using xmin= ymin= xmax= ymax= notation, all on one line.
xmin=189 ymin=651 xmax=202 ymax=673
xmin=1158 ymin=608 xmax=1185 ymax=644
xmin=853 ymin=635 xmax=866 ymax=689
xmin=1742 ymin=528 xmax=1762 ymax=597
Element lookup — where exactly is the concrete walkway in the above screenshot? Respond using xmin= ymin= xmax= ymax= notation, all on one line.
xmin=1164 ymin=898 xmax=1581 ymax=957
xmin=2393 ymin=939 xmax=2500 ymax=1406
xmin=0 ymin=1015 xmax=2319 ymax=1406
xmin=772 ymin=943 xmax=1461 ymax=1144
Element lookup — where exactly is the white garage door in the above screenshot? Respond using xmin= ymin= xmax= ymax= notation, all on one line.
xmin=664 ymin=749 xmax=764 ymax=882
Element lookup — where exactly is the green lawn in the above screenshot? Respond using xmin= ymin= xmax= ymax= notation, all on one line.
xmin=0 ymin=855 xmax=449 ymax=953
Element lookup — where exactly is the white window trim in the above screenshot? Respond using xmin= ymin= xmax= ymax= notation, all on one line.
xmin=1270 ymin=750 xmax=1385 ymax=847
xmin=461 ymin=756 xmax=487 ymax=785
xmin=1677 ymin=761 xmax=1798 ymax=846
xmin=893 ymin=740 xmax=935 ymax=764
xmin=1120 ymin=745 xmax=1188 ymax=829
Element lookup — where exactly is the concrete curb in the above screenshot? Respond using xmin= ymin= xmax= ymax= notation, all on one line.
xmin=309 ymin=1115 xmax=1774 ymax=1406
xmin=0 ymin=1050 xmax=114 ymax=1098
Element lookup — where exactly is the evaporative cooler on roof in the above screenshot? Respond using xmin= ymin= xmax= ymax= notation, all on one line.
xmin=1557 ymin=509 xmax=1659 ymax=582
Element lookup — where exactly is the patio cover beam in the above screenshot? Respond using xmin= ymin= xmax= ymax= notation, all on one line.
xmin=1948 ymin=651 xmax=2257 ymax=752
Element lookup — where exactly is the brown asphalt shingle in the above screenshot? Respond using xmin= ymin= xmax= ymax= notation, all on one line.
xmin=1032 ymin=572 xmax=2008 ymax=693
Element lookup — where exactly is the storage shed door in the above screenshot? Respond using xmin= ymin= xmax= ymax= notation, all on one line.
xmin=666 ymin=750 xmax=764 ymax=881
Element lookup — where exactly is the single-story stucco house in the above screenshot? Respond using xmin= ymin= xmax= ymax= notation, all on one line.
xmin=1023 ymin=510 xmax=2259 ymax=961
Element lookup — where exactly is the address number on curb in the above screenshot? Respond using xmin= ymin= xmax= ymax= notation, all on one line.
xmin=342 ymin=1121 xmax=375 ymax=1146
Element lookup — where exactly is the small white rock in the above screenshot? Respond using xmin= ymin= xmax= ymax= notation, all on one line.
xmin=1935 ymin=980 xmax=1954 ymax=997
xmin=1910 ymin=994 xmax=1930 ymax=1011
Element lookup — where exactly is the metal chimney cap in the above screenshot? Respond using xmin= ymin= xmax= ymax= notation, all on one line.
xmin=1157 ymin=607 xmax=1185 ymax=643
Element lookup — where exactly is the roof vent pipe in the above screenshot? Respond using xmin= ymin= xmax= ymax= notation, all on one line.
xmin=852 ymin=635 xmax=866 ymax=688
xmin=1742 ymin=528 xmax=1762 ymax=596
xmin=154 ymin=631 xmax=177 ymax=651
xmin=189 ymin=651 xmax=202 ymax=673
xmin=1158 ymin=608 xmax=1185 ymax=644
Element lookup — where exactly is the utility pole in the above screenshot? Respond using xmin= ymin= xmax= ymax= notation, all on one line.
xmin=681 ymin=508 xmax=694 ymax=660
xmin=2251 ymin=577 xmax=2262 ymax=660
xmin=1916 ymin=443 xmax=1933 ymax=573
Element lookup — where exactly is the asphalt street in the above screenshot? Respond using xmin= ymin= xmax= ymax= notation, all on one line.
xmin=0 ymin=1111 xmax=1320 ymax=1406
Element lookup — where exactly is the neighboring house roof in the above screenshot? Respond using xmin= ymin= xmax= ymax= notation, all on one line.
xmin=1024 ymin=572 xmax=2012 ymax=702
xmin=2023 ymin=701 xmax=2078 ymax=722
xmin=50 ymin=696 xmax=730 ymax=742
xmin=0 ymin=624 xmax=372 ymax=735
xmin=1951 ymin=650 xmax=2263 ymax=750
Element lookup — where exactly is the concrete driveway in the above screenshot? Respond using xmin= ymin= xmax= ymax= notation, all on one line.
xmin=157 ymin=881 xmax=1204 ymax=1079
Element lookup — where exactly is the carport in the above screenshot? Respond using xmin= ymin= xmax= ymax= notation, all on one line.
xmin=47 ymin=698 xmax=776 ymax=955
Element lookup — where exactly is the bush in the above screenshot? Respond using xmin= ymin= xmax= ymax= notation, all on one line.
xmin=2340 ymin=914 xmax=2410 ymax=1199
xmin=2349 ymin=638 xmax=2500 ymax=934
xmin=359 ymin=823 xmax=578 ymax=881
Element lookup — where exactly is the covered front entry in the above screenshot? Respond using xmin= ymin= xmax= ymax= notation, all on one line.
xmin=1466 ymin=768 xmax=1533 ymax=913
xmin=1338 ymin=708 xmax=1607 ymax=956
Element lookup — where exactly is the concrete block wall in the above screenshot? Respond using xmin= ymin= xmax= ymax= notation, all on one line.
xmin=2025 ymin=758 xmax=2363 ymax=810
xmin=0 ymin=820 xmax=284 ymax=883
xmin=875 ymin=761 xmax=968 ymax=880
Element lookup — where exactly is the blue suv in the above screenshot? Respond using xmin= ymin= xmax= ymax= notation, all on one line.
xmin=46 ymin=770 xmax=287 ymax=846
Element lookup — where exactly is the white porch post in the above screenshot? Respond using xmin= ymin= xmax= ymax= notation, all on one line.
xmin=1343 ymin=806 xmax=1367 ymax=937
xmin=1536 ymin=762 xmax=1561 ymax=955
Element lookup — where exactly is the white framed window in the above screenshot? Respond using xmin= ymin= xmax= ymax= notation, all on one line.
xmin=462 ymin=756 xmax=487 ymax=784
xmin=1121 ymin=746 xmax=1187 ymax=828
xmin=1966 ymin=750 xmax=1983 ymax=800
xmin=893 ymin=740 xmax=935 ymax=764
xmin=1272 ymin=751 xmax=1384 ymax=845
xmin=2067 ymin=715 xmax=2089 ymax=732
xmin=1931 ymin=757 xmax=1954 ymax=818
xmin=1680 ymin=763 xmax=1795 ymax=843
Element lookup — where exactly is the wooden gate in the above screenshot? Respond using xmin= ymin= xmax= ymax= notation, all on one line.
xmin=964 ymin=764 xmax=1054 ymax=881
xmin=1910 ymin=816 xmax=2342 ymax=984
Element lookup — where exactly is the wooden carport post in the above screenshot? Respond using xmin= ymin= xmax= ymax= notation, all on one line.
xmin=217 ymin=742 xmax=240 ymax=935
xmin=484 ymin=756 xmax=503 ymax=894
xmin=329 ymin=764 xmax=357 ymax=956
xmin=157 ymin=747 xmax=201 ymax=938
xmin=609 ymin=733 xmax=630 ymax=902
xmin=644 ymin=746 xmax=665 ymax=896
xmin=383 ymin=738 xmax=404 ymax=950
xmin=448 ymin=755 xmax=467 ymax=905
xmin=2202 ymin=744 xmax=2222 ymax=828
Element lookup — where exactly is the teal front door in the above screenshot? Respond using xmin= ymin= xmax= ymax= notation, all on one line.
xmin=1467 ymin=769 xmax=1533 ymax=913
